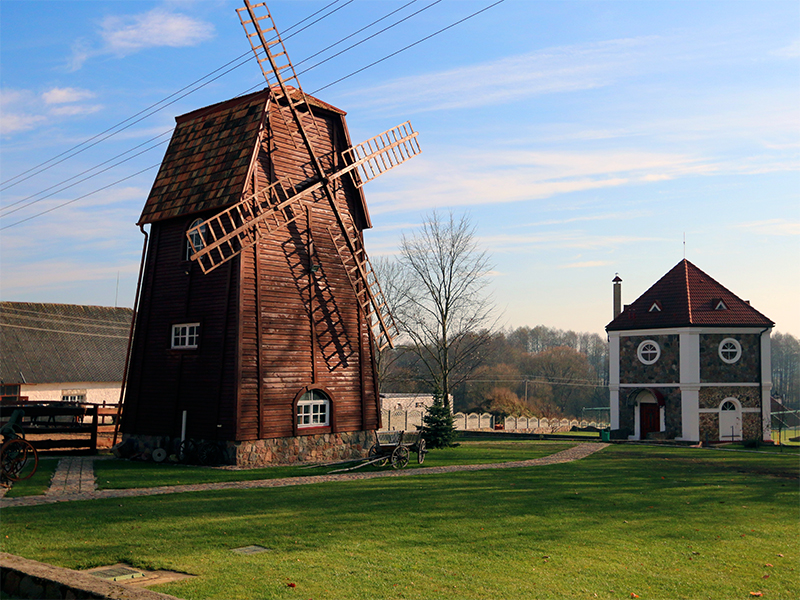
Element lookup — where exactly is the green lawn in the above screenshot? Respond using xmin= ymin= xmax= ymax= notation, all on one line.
xmin=1 ymin=444 xmax=797 ymax=600
xmin=3 ymin=457 xmax=59 ymax=498
xmin=91 ymin=441 xmax=575 ymax=490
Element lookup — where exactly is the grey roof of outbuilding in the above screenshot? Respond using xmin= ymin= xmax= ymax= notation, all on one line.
xmin=0 ymin=302 xmax=133 ymax=384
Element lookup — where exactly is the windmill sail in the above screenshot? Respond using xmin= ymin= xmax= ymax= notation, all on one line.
xmin=188 ymin=0 xmax=419 ymax=349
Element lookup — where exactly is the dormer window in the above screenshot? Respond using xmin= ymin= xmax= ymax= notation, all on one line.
xmin=649 ymin=301 xmax=662 ymax=313
xmin=714 ymin=299 xmax=728 ymax=311
xmin=718 ymin=338 xmax=742 ymax=364
xmin=637 ymin=340 xmax=661 ymax=365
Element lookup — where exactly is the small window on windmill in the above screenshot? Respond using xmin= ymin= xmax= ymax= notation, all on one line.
xmin=297 ymin=390 xmax=330 ymax=428
xmin=649 ymin=301 xmax=662 ymax=313
xmin=714 ymin=299 xmax=728 ymax=311
xmin=186 ymin=218 xmax=207 ymax=261
xmin=172 ymin=323 xmax=200 ymax=349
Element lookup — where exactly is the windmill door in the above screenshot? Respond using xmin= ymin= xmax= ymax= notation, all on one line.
xmin=640 ymin=403 xmax=660 ymax=439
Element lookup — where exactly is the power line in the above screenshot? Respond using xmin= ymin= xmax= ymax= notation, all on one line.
xmin=313 ymin=0 xmax=505 ymax=95
xmin=0 ymin=0 xmax=350 ymax=192
xmin=298 ymin=0 xmax=443 ymax=76
xmin=0 ymin=0 xmax=396 ymax=214
xmin=0 ymin=162 xmax=161 ymax=231
xmin=1 ymin=0 xmax=506 ymax=229
xmin=0 ymin=134 xmax=171 ymax=217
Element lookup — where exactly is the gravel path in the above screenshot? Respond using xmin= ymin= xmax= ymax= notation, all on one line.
xmin=1 ymin=442 xmax=608 ymax=509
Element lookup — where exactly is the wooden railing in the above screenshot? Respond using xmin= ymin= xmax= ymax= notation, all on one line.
xmin=0 ymin=403 xmax=120 ymax=453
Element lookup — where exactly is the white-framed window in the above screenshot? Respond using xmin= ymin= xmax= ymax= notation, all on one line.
xmin=186 ymin=218 xmax=207 ymax=260
xmin=297 ymin=390 xmax=330 ymax=428
xmin=637 ymin=340 xmax=661 ymax=365
xmin=718 ymin=338 xmax=742 ymax=364
xmin=172 ymin=323 xmax=200 ymax=349
xmin=62 ymin=394 xmax=86 ymax=403
xmin=720 ymin=400 xmax=737 ymax=411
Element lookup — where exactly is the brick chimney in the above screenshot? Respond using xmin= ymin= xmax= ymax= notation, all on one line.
xmin=613 ymin=274 xmax=622 ymax=319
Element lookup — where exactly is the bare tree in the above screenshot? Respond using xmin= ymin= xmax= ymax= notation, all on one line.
xmin=395 ymin=210 xmax=497 ymax=407
xmin=371 ymin=256 xmax=412 ymax=392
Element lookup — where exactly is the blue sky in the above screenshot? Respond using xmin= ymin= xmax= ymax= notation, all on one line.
xmin=1 ymin=0 xmax=798 ymax=337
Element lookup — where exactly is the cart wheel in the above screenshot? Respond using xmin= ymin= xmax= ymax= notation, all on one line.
xmin=152 ymin=448 xmax=167 ymax=463
xmin=391 ymin=446 xmax=409 ymax=469
xmin=368 ymin=444 xmax=388 ymax=467
xmin=9 ymin=424 xmax=25 ymax=440
xmin=197 ymin=441 xmax=223 ymax=466
xmin=417 ymin=438 xmax=427 ymax=464
xmin=1 ymin=438 xmax=38 ymax=481
xmin=178 ymin=439 xmax=197 ymax=464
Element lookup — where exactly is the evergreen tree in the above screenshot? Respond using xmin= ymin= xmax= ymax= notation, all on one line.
xmin=421 ymin=397 xmax=458 ymax=448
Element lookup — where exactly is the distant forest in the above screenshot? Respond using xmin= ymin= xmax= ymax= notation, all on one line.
xmin=381 ymin=326 xmax=800 ymax=417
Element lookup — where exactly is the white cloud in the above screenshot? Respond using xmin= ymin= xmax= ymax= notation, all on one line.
xmin=67 ymin=6 xmax=215 ymax=70
xmin=345 ymin=36 xmax=655 ymax=114
xmin=42 ymin=87 xmax=95 ymax=105
xmin=49 ymin=104 xmax=104 ymax=117
xmin=100 ymin=8 xmax=214 ymax=54
xmin=772 ymin=39 xmax=800 ymax=58
xmin=735 ymin=219 xmax=800 ymax=236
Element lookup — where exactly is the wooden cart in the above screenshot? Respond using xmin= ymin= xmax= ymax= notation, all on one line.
xmin=368 ymin=430 xmax=427 ymax=469
xmin=328 ymin=430 xmax=428 ymax=473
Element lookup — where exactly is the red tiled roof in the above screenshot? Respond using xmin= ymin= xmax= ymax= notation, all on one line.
xmin=606 ymin=259 xmax=773 ymax=331
xmin=138 ymin=88 xmax=349 ymax=225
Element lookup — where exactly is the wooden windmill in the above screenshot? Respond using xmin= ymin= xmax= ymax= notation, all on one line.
xmin=188 ymin=0 xmax=419 ymax=351
xmin=119 ymin=1 xmax=419 ymax=465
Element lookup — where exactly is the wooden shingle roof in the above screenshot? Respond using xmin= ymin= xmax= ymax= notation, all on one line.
xmin=138 ymin=88 xmax=351 ymax=225
xmin=606 ymin=260 xmax=773 ymax=331
xmin=0 ymin=302 xmax=133 ymax=384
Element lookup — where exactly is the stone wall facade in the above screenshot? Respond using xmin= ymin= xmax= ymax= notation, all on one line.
xmin=234 ymin=431 xmax=372 ymax=467
xmin=120 ymin=430 xmax=373 ymax=467
xmin=699 ymin=386 xmax=760 ymax=409
xmin=619 ymin=334 xmax=679 ymax=384
xmin=700 ymin=334 xmax=760 ymax=383
xmin=618 ymin=387 xmax=682 ymax=439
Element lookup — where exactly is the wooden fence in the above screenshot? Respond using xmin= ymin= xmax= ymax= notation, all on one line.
xmin=0 ymin=403 xmax=119 ymax=453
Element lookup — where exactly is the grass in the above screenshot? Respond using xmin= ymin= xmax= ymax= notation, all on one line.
xmin=3 ymin=457 xmax=58 ymax=498
xmin=1 ymin=443 xmax=797 ymax=600
xmin=91 ymin=441 xmax=575 ymax=490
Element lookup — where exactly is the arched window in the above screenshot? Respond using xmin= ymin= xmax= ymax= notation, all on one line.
xmin=718 ymin=338 xmax=742 ymax=364
xmin=721 ymin=400 xmax=737 ymax=411
xmin=637 ymin=340 xmax=661 ymax=365
xmin=296 ymin=390 xmax=330 ymax=428
xmin=185 ymin=218 xmax=207 ymax=260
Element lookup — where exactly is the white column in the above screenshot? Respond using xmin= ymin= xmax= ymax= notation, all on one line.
xmin=679 ymin=332 xmax=700 ymax=441
xmin=609 ymin=333 xmax=620 ymax=430
xmin=761 ymin=329 xmax=773 ymax=442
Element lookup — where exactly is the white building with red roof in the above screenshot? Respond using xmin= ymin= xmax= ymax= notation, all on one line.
xmin=606 ymin=260 xmax=774 ymax=443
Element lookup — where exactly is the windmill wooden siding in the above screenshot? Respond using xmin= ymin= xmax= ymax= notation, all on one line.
xmin=121 ymin=89 xmax=380 ymax=464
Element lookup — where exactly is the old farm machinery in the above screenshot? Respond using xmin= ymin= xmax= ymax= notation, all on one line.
xmin=328 ymin=430 xmax=428 ymax=472
xmin=0 ymin=409 xmax=39 ymax=483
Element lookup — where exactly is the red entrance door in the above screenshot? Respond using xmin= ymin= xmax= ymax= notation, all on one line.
xmin=640 ymin=403 xmax=660 ymax=439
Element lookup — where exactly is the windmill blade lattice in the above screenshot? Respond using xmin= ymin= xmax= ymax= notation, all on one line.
xmin=188 ymin=0 xmax=420 ymax=349
xmin=188 ymin=121 xmax=420 ymax=275
xmin=237 ymin=1 xmax=323 ymax=149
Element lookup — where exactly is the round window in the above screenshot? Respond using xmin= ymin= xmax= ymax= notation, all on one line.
xmin=718 ymin=338 xmax=742 ymax=364
xmin=637 ymin=340 xmax=661 ymax=365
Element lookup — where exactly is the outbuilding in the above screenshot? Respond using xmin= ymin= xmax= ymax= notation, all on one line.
xmin=606 ymin=260 xmax=773 ymax=443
